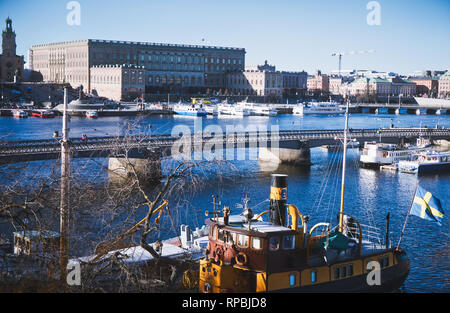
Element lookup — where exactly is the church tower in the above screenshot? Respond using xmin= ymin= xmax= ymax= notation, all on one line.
xmin=2 ymin=17 xmax=17 ymax=57
xmin=0 ymin=17 xmax=24 ymax=82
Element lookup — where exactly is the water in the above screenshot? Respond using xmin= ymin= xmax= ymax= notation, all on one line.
xmin=0 ymin=113 xmax=449 ymax=292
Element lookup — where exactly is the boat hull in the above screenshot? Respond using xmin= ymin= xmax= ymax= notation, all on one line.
xmin=175 ymin=111 xmax=207 ymax=116
xmin=269 ymin=257 xmax=410 ymax=293
xmin=417 ymin=162 xmax=450 ymax=175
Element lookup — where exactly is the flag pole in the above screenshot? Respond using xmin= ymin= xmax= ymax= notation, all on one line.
xmin=396 ymin=182 xmax=419 ymax=250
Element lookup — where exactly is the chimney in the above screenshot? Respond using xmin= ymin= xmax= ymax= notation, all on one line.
xmin=269 ymin=174 xmax=288 ymax=226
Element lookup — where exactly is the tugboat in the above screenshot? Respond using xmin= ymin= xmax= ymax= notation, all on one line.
xmin=199 ymin=101 xmax=410 ymax=293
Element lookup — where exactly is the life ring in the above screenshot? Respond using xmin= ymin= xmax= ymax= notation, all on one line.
xmin=235 ymin=252 xmax=248 ymax=266
xmin=420 ymin=156 xmax=426 ymax=162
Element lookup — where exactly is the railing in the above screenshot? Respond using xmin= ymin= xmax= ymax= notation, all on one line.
xmin=0 ymin=128 xmax=448 ymax=160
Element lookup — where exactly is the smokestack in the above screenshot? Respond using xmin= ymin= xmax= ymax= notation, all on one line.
xmin=269 ymin=174 xmax=288 ymax=226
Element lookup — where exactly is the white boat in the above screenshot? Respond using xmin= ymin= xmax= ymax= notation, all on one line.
xmin=85 ymin=110 xmax=98 ymax=118
xmin=12 ymin=109 xmax=28 ymax=118
xmin=360 ymin=140 xmax=431 ymax=167
xmin=204 ymin=105 xmax=219 ymax=116
xmin=398 ymin=151 xmax=450 ymax=174
xmin=173 ymin=103 xmax=208 ymax=116
xmin=298 ymin=100 xmax=345 ymax=115
xmin=218 ymin=102 xmax=250 ymax=116
xmin=293 ymin=103 xmax=304 ymax=115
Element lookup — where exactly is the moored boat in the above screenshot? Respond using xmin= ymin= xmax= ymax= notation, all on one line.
xmin=198 ymin=101 xmax=410 ymax=293
xmin=85 ymin=110 xmax=98 ymax=118
xmin=398 ymin=151 xmax=450 ymax=174
xmin=173 ymin=103 xmax=208 ymax=116
xmin=360 ymin=139 xmax=431 ymax=167
xmin=31 ymin=110 xmax=55 ymax=118
xmin=12 ymin=109 xmax=28 ymax=118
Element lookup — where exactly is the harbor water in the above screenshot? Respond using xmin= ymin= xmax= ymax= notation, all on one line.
xmin=0 ymin=113 xmax=449 ymax=292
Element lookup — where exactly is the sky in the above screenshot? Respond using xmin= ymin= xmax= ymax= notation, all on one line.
xmin=0 ymin=0 xmax=449 ymax=75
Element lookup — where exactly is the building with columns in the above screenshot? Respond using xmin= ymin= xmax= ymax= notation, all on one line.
xmin=226 ymin=61 xmax=307 ymax=99
xmin=29 ymin=39 xmax=246 ymax=98
xmin=0 ymin=17 xmax=24 ymax=82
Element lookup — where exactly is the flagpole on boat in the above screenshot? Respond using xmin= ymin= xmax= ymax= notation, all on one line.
xmin=396 ymin=182 xmax=419 ymax=250
xmin=338 ymin=98 xmax=350 ymax=232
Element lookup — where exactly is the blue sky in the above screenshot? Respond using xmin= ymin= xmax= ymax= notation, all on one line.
xmin=1 ymin=0 xmax=449 ymax=74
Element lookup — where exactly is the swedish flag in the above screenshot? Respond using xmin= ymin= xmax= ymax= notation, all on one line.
xmin=410 ymin=185 xmax=444 ymax=226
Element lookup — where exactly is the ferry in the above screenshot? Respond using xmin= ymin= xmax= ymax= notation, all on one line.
xmin=398 ymin=151 xmax=450 ymax=174
xmin=12 ymin=109 xmax=28 ymax=118
xmin=204 ymin=105 xmax=219 ymax=116
xmin=173 ymin=103 xmax=208 ymax=116
xmin=218 ymin=103 xmax=250 ymax=117
xmin=360 ymin=139 xmax=431 ymax=167
xmin=297 ymin=100 xmax=345 ymax=115
xmin=31 ymin=110 xmax=55 ymax=118
xmin=85 ymin=110 xmax=98 ymax=118
xmin=199 ymin=101 xmax=410 ymax=293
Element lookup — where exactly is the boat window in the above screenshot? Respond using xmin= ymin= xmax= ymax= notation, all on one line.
xmin=226 ymin=232 xmax=235 ymax=245
xmin=311 ymin=271 xmax=317 ymax=283
xmin=289 ymin=274 xmax=296 ymax=287
xmin=334 ymin=267 xmax=340 ymax=279
xmin=348 ymin=264 xmax=354 ymax=276
xmin=384 ymin=256 xmax=389 ymax=267
xmin=378 ymin=258 xmax=385 ymax=268
xmin=218 ymin=229 xmax=225 ymax=242
xmin=269 ymin=237 xmax=280 ymax=251
xmin=283 ymin=235 xmax=295 ymax=250
xmin=341 ymin=266 xmax=347 ymax=278
xmin=237 ymin=234 xmax=249 ymax=248
xmin=211 ymin=225 xmax=218 ymax=239
xmin=252 ymin=237 xmax=262 ymax=250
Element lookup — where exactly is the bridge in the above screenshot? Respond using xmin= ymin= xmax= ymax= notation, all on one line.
xmin=1 ymin=128 xmax=448 ymax=171
xmin=350 ymin=103 xmax=450 ymax=115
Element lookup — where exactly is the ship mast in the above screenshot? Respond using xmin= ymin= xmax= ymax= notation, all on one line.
xmin=338 ymin=99 xmax=350 ymax=232
xmin=60 ymin=87 xmax=70 ymax=281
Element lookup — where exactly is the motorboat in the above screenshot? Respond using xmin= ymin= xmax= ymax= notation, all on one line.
xmin=12 ymin=109 xmax=28 ymax=118
xmin=398 ymin=151 xmax=450 ymax=174
xmin=31 ymin=110 xmax=55 ymax=118
xmin=173 ymin=103 xmax=208 ymax=116
xmin=85 ymin=110 xmax=98 ymax=118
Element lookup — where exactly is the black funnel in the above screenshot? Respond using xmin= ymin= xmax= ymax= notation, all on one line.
xmin=269 ymin=174 xmax=288 ymax=226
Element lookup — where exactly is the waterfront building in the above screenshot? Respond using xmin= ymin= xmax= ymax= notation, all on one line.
xmin=29 ymin=39 xmax=246 ymax=98
xmin=307 ymin=70 xmax=329 ymax=93
xmin=0 ymin=17 xmax=24 ymax=82
xmin=408 ymin=76 xmax=439 ymax=96
xmin=438 ymin=71 xmax=450 ymax=98
xmin=225 ymin=61 xmax=306 ymax=99
xmin=226 ymin=68 xmax=282 ymax=97
xmin=389 ymin=77 xmax=416 ymax=96
xmin=90 ymin=64 xmax=145 ymax=101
